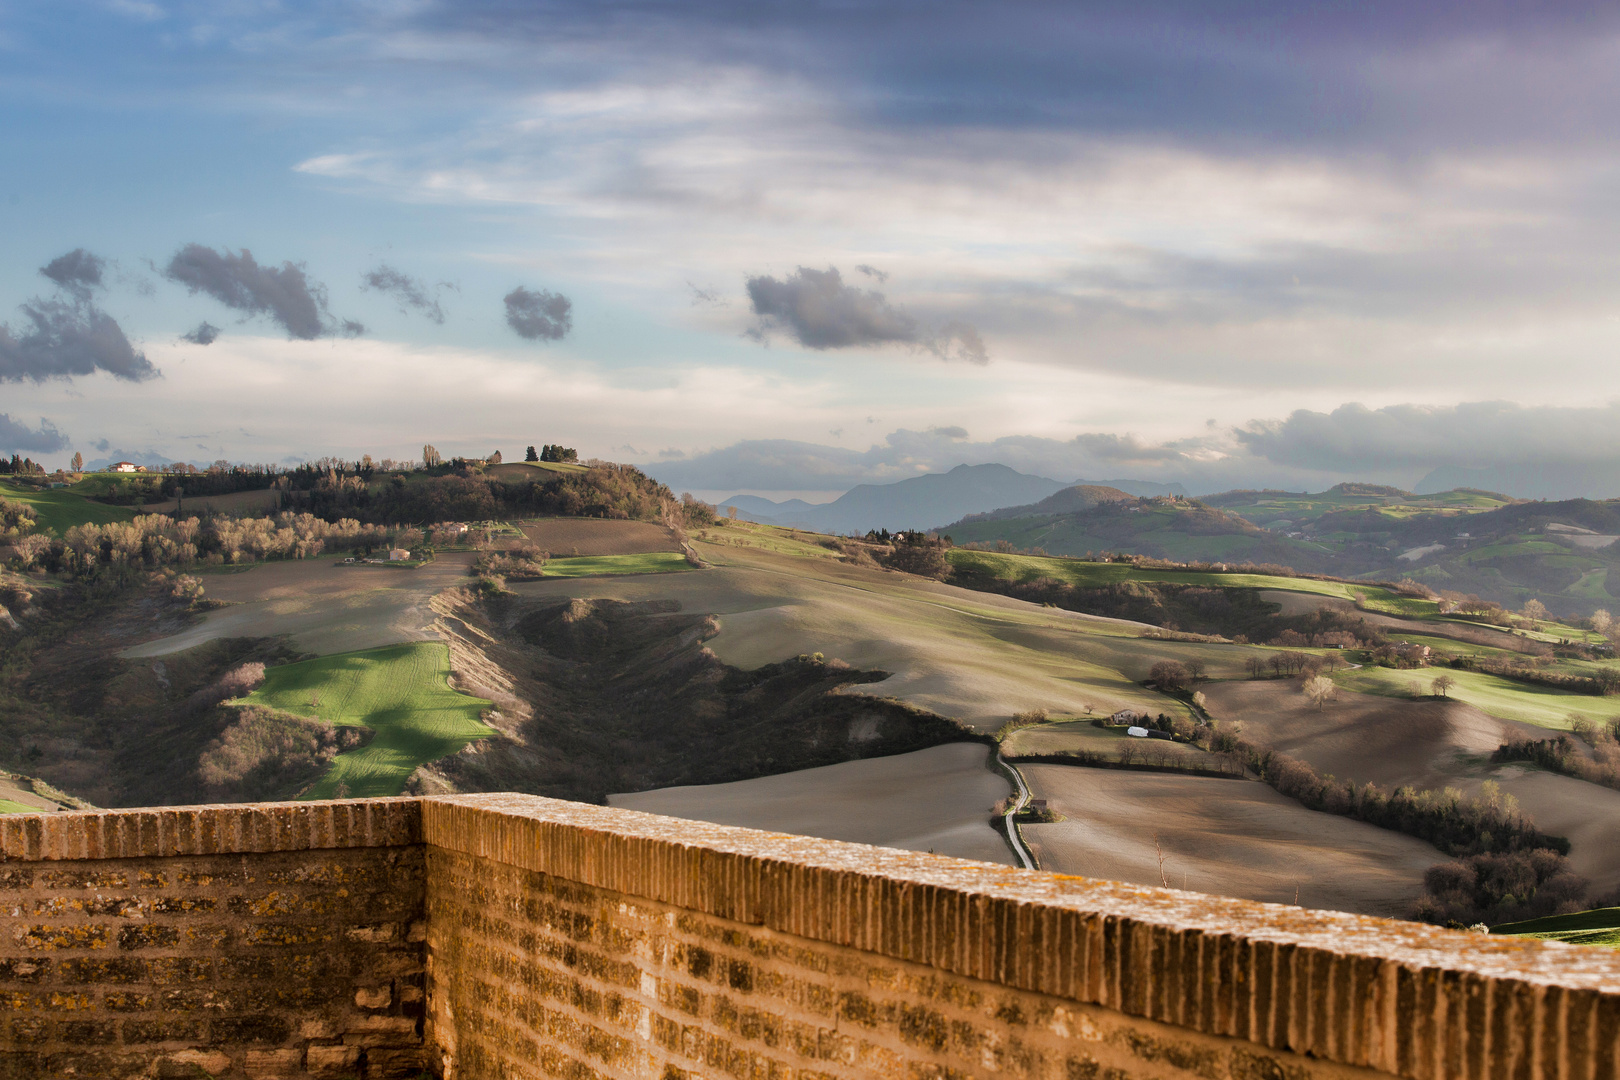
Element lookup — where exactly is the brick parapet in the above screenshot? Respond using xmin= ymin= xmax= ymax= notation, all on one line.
xmin=1 ymin=794 xmax=1617 ymax=1080
xmin=0 ymin=799 xmax=427 ymax=1079
xmin=0 ymin=798 xmax=421 ymax=862
xmin=421 ymin=793 xmax=1620 ymax=1080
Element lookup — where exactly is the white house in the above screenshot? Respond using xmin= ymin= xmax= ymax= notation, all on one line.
xmin=388 ymin=548 xmax=412 ymax=561
xmin=109 ymin=461 xmax=142 ymax=473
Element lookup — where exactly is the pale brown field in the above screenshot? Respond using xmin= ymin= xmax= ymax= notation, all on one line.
xmin=609 ymin=742 xmax=1015 ymax=866
xmin=1201 ymin=678 xmax=1620 ymax=893
xmin=519 ymin=518 xmax=682 ymax=556
xmin=1257 ymin=589 xmax=1543 ymax=653
xmin=1019 ymin=765 xmax=1442 ymax=916
xmin=121 ymin=554 xmax=477 ymax=658
xmin=507 ymin=541 xmax=1210 ymax=728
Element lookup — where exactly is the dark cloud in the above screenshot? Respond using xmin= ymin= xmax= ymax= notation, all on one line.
xmin=504 ymin=286 xmax=573 ymax=341
xmin=361 ymin=265 xmax=446 ymax=323
xmin=0 ymin=414 xmax=70 ymax=454
xmin=163 ymin=244 xmax=347 ymax=340
xmin=40 ymin=249 xmax=106 ymax=300
xmin=746 ymin=266 xmax=917 ymax=350
xmin=928 ymin=426 xmax=969 ymax=439
xmin=746 ymin=266 xmax=989 ymax=364
xmin=0 ymin=298 xmax=158 ymax=383
xmin=855 ymin=264 xmax=889 ymax=283
xmin=182 ymin=321 xmax=221 ymax=345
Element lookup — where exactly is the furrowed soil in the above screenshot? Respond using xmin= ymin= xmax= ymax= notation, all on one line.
xmin=1200 ymin=678 xmax=1620 ymax=894
xmin=610 ymin=742 xmax=1014 ymax=866
xmin=1018 ymin=765 xmax=1443 ymax=916
xmin=519 ymin=517 xmax=682 ymax=556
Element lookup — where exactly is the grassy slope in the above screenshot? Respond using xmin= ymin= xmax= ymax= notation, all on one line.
xmin=237 ymin=642 xmax=494 ymax=798
xmin=0 ymin=799 xmax=41 ymax=814
xmin=0 ymin=481 xmax=137 ymax=534
xmin=1493 ymin=907 xmax=1620 ymax=948
xmin=948 ymin=548 xmax=1388 ymax=601
xmin=542 ymin=552 xmax=692 ymax=577
xmin=1331 ymin=666 xmax=1620 ymax=730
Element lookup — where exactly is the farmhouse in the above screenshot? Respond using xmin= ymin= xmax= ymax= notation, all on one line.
xmin=1390 ymin=641 xmax=1432 ymax=662
xmin=108 ymin=461 xmax=143 ymax=473
xmin=388 ymin=547 xmax=413 ymax=561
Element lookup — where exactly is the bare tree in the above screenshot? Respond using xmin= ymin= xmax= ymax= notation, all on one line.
xmin=1303 ymin=675 xmax=1336 ymax=711
xmin=1522 ymin=599 xmax=1550 ymax=627
xmin=1593 ymin=609 xmax=1614 ymax=637
xmin=69 ymin=452 xmax=82 ymax=472
xmin=1432 ymin=674 xmax=1456 ymax=698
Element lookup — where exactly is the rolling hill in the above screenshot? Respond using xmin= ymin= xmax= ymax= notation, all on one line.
xmin=717 ymin=465 xmax=1188 ymax=534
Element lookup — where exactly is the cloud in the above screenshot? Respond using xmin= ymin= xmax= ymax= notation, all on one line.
xmin=503 ymin=286 xmax=573 ymax=341
xmin=0 ymin=298 xmax=158 ymax=383
xmin=40 ymin=249 xmax=106 ymax=300
xmin=746 ymin=266 xmax=918 ymax=349
xmin=182 ymin=321 xmax=220 ymax=345
xmin=855 ymin=264 xmax=888 ymax=283
xmin=1235 ymin=401 xmax=1620 ymax=471
xmin=163 ymin=244 xmax=347 ymax=340
xmin=361 ymin=265 xmax=446 ymax=323
xmin=745 ymin=266 xmax=988 ymax=363
xmin=928 ymin=425 xmax=968 ymax=439
xmin=0 ymin=414 xmax=70 ymax=454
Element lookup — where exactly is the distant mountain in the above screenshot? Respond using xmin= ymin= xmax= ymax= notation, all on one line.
xmin=954 ymin=484 xmax=1136 ymax=524
xmin=1085 ymin=478 xmax=1190 ymax=497
xmin=718 ymin=463 xmax=1071 ymax=534
xmin=1416 ymin=465 xmax=1620 ymax=500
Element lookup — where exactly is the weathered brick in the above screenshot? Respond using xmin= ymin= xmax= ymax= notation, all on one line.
xmin=305 ymin=1042 xmax=361 ymax=1075
xmin=117 ymin=924 xmax=180 ymax=950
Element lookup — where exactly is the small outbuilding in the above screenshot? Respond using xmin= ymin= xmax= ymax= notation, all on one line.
xmin=388 ymin=548 xmax=412 ymax=561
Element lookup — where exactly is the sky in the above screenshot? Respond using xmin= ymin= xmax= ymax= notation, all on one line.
xmin=5 ymin=1 xmax=1620 ymax=499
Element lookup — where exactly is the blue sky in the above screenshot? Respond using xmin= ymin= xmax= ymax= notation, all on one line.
xmin=6 ymin=1 xmax=1620 ymax=498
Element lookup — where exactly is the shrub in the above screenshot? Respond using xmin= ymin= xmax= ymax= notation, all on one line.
xmin=1412 ymin=849 xmax=1589 ymax=926
xmin=1147 ymin=660 xmax=1190 ymax=691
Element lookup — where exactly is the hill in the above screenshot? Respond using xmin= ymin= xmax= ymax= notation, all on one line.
xmin=953 ymin=484 xmax=1135 ymax=523
xmin=717 ymin=466 xmax=1189 ymax=534
xmin=718 ymin=463 xmax=1071 ymax=533
xmin=947 ymin=482 xmax=1620 ymax=617
xmin=941 ymin=495 xmax=1334 ymax=569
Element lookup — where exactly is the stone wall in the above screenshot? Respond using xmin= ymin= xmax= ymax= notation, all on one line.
xmin=3 ymin=794 xmax=1619 ymax=1080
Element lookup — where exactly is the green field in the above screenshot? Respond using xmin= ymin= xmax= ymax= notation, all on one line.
xmin=1493 ymin=907 xmax=1620 ymax=949
xmin=1331 ymin=665 xmax=1620 ymax=730
xmin=542 ymin=552 xmax=693 ymax=577
xmin=0 ymin=800 xmax=42 ymax=815
xmin=700 ymin=521 xmax=842 ymax=560
xmin=236 ymin=642 xmax=494 ymax=798
xmin=0 ymin=481 xmax=137 ymax=534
